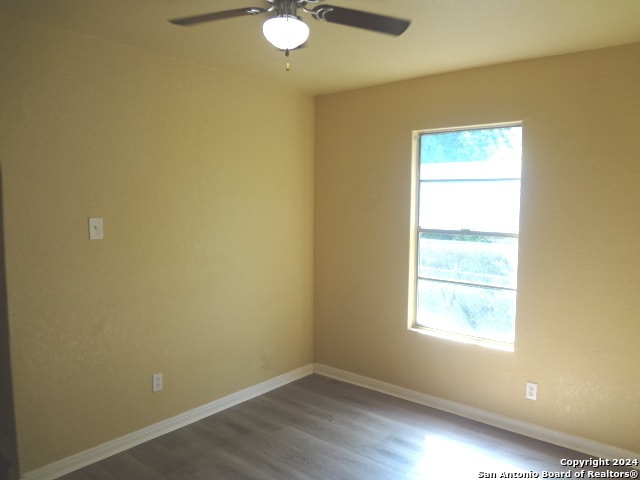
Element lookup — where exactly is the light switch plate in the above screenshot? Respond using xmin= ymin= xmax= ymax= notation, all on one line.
xmin=88 ymin=217 xmax=103 ymax=240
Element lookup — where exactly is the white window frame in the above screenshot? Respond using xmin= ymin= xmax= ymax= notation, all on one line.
xmin=408 ymin=122 xmax=522 ymax=351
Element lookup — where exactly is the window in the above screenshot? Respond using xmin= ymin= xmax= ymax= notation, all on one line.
xmin=410 ymin=124 xmax=522 ymax=350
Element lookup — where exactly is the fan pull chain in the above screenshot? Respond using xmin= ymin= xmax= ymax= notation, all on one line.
xmin=285 ymin=49 xmax=291 ymax=71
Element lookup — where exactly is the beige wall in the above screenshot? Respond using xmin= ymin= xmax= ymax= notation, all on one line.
xmin=315 ymin=43 xmax=640 ymax=453
xmin=0 ymin=14 xmax=314 ymax=472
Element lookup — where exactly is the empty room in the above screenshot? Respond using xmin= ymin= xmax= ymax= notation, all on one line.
xmin=0 ymin=1 xmax=639 ymax=479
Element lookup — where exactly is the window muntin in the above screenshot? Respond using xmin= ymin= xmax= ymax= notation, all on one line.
xmin=412 ymin=125 xmax=522 ymax=349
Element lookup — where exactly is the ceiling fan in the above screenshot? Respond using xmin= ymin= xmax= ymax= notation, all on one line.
xmin=169 ymin=0 xmax=411 ymax=52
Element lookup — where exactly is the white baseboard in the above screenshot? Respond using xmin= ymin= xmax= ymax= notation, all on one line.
xmin=313 ymin=363 xmax=640 ymax=464
xmin=21 ymin=364 xmax=314 ymax=480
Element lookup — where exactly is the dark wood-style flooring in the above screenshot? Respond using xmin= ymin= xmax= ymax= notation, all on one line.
xmin=57 ymin=374 xmax=635 ymax=479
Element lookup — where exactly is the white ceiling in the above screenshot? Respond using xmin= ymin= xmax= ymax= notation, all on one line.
xmin=2 ymin=0 xmax=639 ymax=95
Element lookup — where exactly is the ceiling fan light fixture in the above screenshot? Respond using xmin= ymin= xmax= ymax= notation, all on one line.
xmin=262 ymin=14 xmax=309 ymax=50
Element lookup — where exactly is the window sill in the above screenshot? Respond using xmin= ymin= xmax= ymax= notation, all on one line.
xmin=409 ymin=326 xmax=514 ymax=352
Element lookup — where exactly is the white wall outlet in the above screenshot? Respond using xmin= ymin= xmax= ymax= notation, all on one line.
xmin=152 ymin=373 xmax=163 ymax=393
xmin=88 ymin=217 xmax=104 ymax=240
xmin=526 ymin=381 xmax=537 ymax=400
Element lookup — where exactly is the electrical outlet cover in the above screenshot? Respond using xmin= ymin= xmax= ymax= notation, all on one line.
xmin=152 ymin=373 xmax=163 ymax=392
xmin=525 ymin=382 xmax=537 ymax=400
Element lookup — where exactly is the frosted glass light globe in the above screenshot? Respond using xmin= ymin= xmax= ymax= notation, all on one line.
xmin=262 ymin=15 xmax=309 ymax=50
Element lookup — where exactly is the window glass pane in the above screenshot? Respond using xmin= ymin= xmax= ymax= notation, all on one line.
xmin=418 ymin=233 xmax=518 ymax=289
xmin=416 ymin=279 xmax=516 ymax=344
xmin=419 ymin=180 xmax=520 ymax=233
xmin=420 ymin=126 xmax=522 ymax=180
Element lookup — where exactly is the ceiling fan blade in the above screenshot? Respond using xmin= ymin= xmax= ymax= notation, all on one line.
xmin=309 ymin=4 xmax=410 ymax=36
xmin=169 ymin=7 xmax=267 ymax=26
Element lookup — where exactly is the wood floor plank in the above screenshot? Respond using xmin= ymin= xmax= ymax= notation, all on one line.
xmin=57 ymin=374 xmax=635 ymax=480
